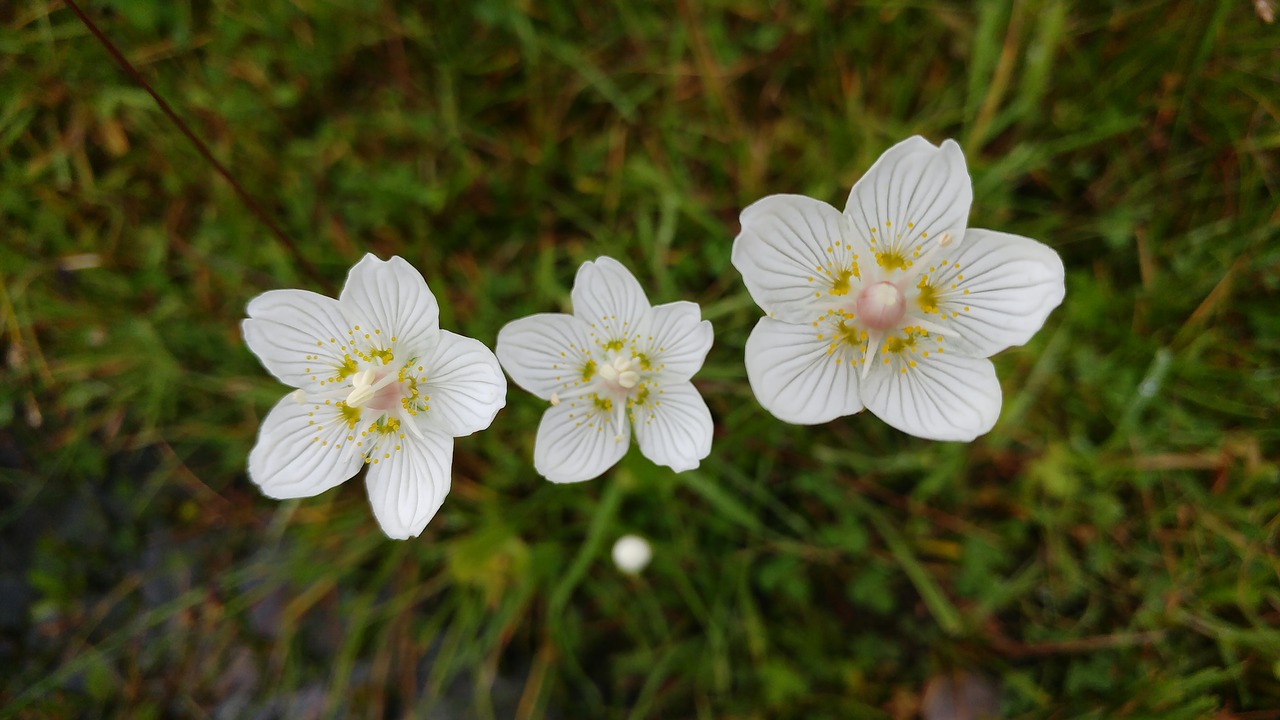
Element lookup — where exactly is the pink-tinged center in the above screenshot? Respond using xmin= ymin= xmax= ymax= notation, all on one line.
xmin=856 ymin=281 xmax=906 ymax=331
xmin=346 ymin=368 xmax=410 ymax=412
xmin=367 ymin=374 xmax=408 ymax=412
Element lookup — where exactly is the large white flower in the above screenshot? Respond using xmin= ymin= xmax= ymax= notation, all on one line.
xmin=242 ymin=254 xmax=506 ymax=539
xmin=732 ymin=136 xmax=1065 ymax=441
xmin=496 ymin=257 xmax=714 ymax=483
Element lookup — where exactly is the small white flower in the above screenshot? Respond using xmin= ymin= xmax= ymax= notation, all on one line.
xmin=496 ymin=257 xmax=714 ymax=483
xmin=732 ymin=136 xmax=1065 ymax=441
xmin=611 ymin=534 xmax=653 ymax=575
xmin=242 ymin=254 xmax=507 ymax=539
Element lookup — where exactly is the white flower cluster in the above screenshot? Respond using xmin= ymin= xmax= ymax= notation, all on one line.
xmin=242 ymin=137 xmax=1065 ymax=539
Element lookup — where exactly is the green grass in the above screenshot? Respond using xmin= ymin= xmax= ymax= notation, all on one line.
xmin=2 ymin=0 xmax=1279 ymax=717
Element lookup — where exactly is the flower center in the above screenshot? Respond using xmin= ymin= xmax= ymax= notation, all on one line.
xmin=589 ymin=354 xmax=645 ymax=444
xmin=856 ymin=281 xmax=906 ymax=331
xmin=345 ymin=368 xmax=410 ymax=412
xmin=597 ymin=354 xmax=640 ymax=391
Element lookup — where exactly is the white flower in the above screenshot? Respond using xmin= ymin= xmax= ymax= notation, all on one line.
xmin=732 ymin=136 xmax=1065 ymax=441
xmin=496 ymin=257 xmax=714 ymax=483
xmin=242 ymin=254 xmax=506 ymax=539
xmin=611 ymin=534 xmax=653 ymax=575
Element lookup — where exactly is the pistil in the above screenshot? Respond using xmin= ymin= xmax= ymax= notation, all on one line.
xmin=856 ymin=281 xmax=907 ymax=331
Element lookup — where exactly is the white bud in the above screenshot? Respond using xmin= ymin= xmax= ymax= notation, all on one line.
xmin=611 ymin=534 xmax=652 ymax=575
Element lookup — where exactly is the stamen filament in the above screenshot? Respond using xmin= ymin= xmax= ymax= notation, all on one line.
xmin=861 ymin=333 xmax=882 ymax=379
xmin=345 ymin=367 xmax=402 ymax=408
xmin=911 ymin=232 xmax=956 ymax=273
xmin=915 ymin=319 xmax=953 ymax=337
xmin=401 ymin=407 xmax=425 ymax=440
xmin=613 ymin=399 xmax=626 ymax=442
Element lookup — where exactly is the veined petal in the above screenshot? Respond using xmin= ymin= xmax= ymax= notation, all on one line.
xmin=571 ymin=257 xmax=651 ymax=350
xmin=631 ymin=381 xmax=713 ymax=473
xmin=844 ymin=137 xmax=972 ymax=267
xmin=732 ymin=194 xmax=865 ymax=323
xmin=913 ymin=229 xmax=1065 ymax=357
xmin=243 ymin=289 xmax=352 ymax=391
xmin=744 ymin=317 xmax=864 ymax=425
xmin=248 ymin=391 xmax=364 ymax=499
xmin=860 ymin=351 xmax=1001 ymax=442
xmin=496 ymin=313 xmax=595 ymax=400
xmin=363 ymin=426 xmax=453 ymax=539
xmin=635 ymin=301 xmax=713 ymax=383
xmin=533 ymin=396 xmax=630 ymax=483
xmin=417 ymin=330 xmax=507 ymax=437
xmin=339 ymin=254 xmax=440 ymax=357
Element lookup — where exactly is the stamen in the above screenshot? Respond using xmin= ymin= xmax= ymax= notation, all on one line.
xmin=861 ymin=334 xmax=882 ymax=379
xmin=915 ymin=319 xmax=953 ymax=337
xmin=344 ymin=367 xmax=403 ymax=409
xmin=612 ymin=396 xmax=627 ymax=439
xmin=598 ymin=354 xmax=640 ymax=390
xmin=345 ymin=369 xmax=378 ymax=407
xmin=291 ymin=389 xmax=307 ymax=404
xmin=913 ymin=232 xmax=957 ymax=272
xmin=550 ymin=392 xmax=561 ymax=406
xmin=401 ymin=407 xmax=425 ymax=439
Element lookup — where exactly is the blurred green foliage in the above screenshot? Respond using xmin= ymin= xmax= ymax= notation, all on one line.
xmin=2 ymin=0 xmax=1279 ymax=717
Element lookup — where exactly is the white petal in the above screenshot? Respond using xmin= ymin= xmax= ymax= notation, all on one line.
xmin=417 ymin=330 xmax=507 ymax=437
xmin=844 ymin=137 xmax=972 ymax=264
xmin=732 ymin=194 xmax=865 ymax=323
xmin=495 ymin=313 xmax=595 ymax=400
xmin=916 ymin=229 xmax=1065 ymax=357
xmin=571 ymin=257 xmax=650 ymax=349
xmin=860 ymin=352 xmax=1001 ymax=442
xmin=248 ymin=391 xmax=364 ymax=499
xmin=635 ymin=301 xmax=713 ymax=383
xmin=743 ymin=317 xmax=863 ymax=425
xmin=363 ymin=426 xmax=453 ymax=539
xmin=533 ymin=396 xmax=630 ymax=483
xmin=632 ymin=381 xmax=713 ymax=473
xmin=339 ymin=254 xmax=440 ymax=357
xmin=243 ymin=289 xmax=352 ymax=391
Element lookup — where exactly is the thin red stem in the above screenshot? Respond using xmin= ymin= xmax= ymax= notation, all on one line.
xmin=61 ymin=0 xmax=333 ymax=292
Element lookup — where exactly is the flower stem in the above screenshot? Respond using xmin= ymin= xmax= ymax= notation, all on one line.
xmin=61 ymin=0 xmax=333 ymax=293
